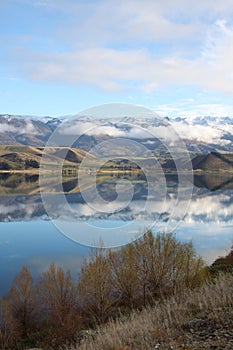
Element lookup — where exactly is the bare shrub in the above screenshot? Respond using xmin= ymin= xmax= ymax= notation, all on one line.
xmin=108 ymin=244 xmax=140 ymax=310
xmin=77 ymin=231 xmax=206 ymax=326
xmin=6 ymin=266 xmax=38 ymax=341
xmin=37 ymin=263 xmax=81 ymax=348
xmin=78 ymin=249 xmax=115 ymax=325
xmin=134 ymin=231 xmax=206 ymax=302
xmin=0 ymin=298 xmax=19 ymax=349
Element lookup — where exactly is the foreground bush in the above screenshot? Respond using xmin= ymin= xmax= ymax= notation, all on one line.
xmin=37 ymin=264 xmax=82 ymax=348
xmin=78 ymin=250 xmax=115 ymax=326
xmin=78 ymin=231 xmax=207 ymax=324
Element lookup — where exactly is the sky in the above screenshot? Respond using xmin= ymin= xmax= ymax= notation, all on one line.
xmin=1 ymin=0 xmax=233 ymax=117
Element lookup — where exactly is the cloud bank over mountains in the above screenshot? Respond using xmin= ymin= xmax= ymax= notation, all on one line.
xmin=0 ymin=113 xmax=231 ymax=151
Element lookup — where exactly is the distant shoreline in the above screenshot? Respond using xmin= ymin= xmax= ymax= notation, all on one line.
xmin=0 ymin=168 xmax=233 ymax=174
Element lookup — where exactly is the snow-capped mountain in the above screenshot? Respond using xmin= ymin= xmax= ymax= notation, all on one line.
xmin=0 ymin=114 xmax=60 ymax=146
xmin=0 ymin=113 xmax=232 ymax=153
xmin=170 ymin=115 xmax=233 ymax=153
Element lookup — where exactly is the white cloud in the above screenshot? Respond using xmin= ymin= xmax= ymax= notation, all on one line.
xmin=0 ymin=124 xmax=17 ymax=133
xmin=0 ymin=121 xmax=41 ymax=135
xmin=172 ymin=122 xmax=230 ymax=145
xmin=20 ymin=0 xmax=233 ymax=45
xmin=57 ymin=112 xmax=232 ymax=148
xmin=60 ymin=119 xmax=175 ymax=141
xmin=58 ymin=113 xmax=232 ymax=148
xmin=15 ymin=18 xmax=233 ymax=96
xmin=5 ymin=0 xmax=233 ymax=103
xmin=60 ymin=121 xmax=126 ymax=137
xmin=156 ymin=102 xmax=233 ymax=118
xmin=23 ymin=121 xmax=39 ymax=134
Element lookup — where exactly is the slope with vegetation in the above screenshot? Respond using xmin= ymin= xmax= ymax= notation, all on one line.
xmin=73 ymin=274 xmax=233 ymax=350
xmin=0 ymin=231 xmax=207 ymax=349
xmin=0 ymin=145 xmax=92 ymax=173
xmin=72 ymin=246 xmax=233 ymax=350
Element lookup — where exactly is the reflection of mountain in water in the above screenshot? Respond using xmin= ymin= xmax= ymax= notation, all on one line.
xmin=0 ymin=173 xmax=40 ymax=195
xmin=0 ymin=173 xmax=232 ymax=225
xmin=0 ymin=172 xmax=233 ymax=195
xmin=194 ymin=173 xmax=233 ymax=191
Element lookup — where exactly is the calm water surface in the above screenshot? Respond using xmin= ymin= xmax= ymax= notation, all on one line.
xmin=0 ymin=172 xmax=232 ymax=295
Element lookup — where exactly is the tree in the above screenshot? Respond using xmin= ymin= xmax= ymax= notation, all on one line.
xmin=0 ymin=299 xmax=19 ymax=349
xmin=25 ymin=159 xmax=39 ymax=169
xmin=0 ymin=161 xmax=10 ymax=170
xmin=78 ymin=249 xmax=114 ymax=325
xmin=6 ymin=266 xmax=38 ymax=339
xmin=108 ymin=244 xmax=140 ymax=310
xmin=134 ymin=231 xmax=174 ymax=301
xmin=134 ymin=231 xmax=206 ymax=302
xmin=166 ymin=240 xmax=207 ymax=294
xmin=37 ymin=263 xmax=80 ymax=346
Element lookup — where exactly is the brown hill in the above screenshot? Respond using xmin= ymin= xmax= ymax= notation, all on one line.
xmin=192 ymin=152 xmax=233 ymax=171
xmin=0 ymin=145 xmax=93 ymax=171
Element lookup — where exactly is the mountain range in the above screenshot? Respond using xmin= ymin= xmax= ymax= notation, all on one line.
xmin=0 ymin=114 xmax=232 ymax=154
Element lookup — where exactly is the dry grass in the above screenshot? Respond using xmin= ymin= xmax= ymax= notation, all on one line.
xmin=70 ymin=274 xmax=233 ymax=350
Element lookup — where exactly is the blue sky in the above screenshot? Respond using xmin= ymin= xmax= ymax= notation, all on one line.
xmin=1 ymin=0 xmax=233 ymax=117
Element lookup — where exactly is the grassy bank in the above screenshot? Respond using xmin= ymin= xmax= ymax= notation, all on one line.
xmin=71 ymin=274 xmax=233 ymax=350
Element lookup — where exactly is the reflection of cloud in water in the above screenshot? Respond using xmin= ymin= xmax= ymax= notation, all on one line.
xmin=0 ymin=202 xmax=43 ymax=221
xmin=55 ymin=192 xmax=233 ymax=225
xmin=183 ymin=193 xmax=233 ymax=224
xmin=0 ymin=199 xmax=232 ymax=295
xmin=176 ymin=222 xmax=233 ymax=264
xmin=7 ymin=254 xmax=23 ymax=259
xmin=0 ymin=191 xmax=233 ymax=225
xmin=29 ymin=255 xmax=85 ymax=277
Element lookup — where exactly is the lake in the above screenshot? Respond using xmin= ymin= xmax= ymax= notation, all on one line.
xmin=0 ymin=171 xmax=233 ymax=296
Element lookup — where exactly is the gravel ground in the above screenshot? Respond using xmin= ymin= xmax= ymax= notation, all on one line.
xmin=172 ymin=307 xmax=233 ymax=350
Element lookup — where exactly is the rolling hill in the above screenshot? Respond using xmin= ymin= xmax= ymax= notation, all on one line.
xmin=0 ymin=145 xmax=92 ymax=171
xmin=192 ymin=152 xmax=233 ymax=172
